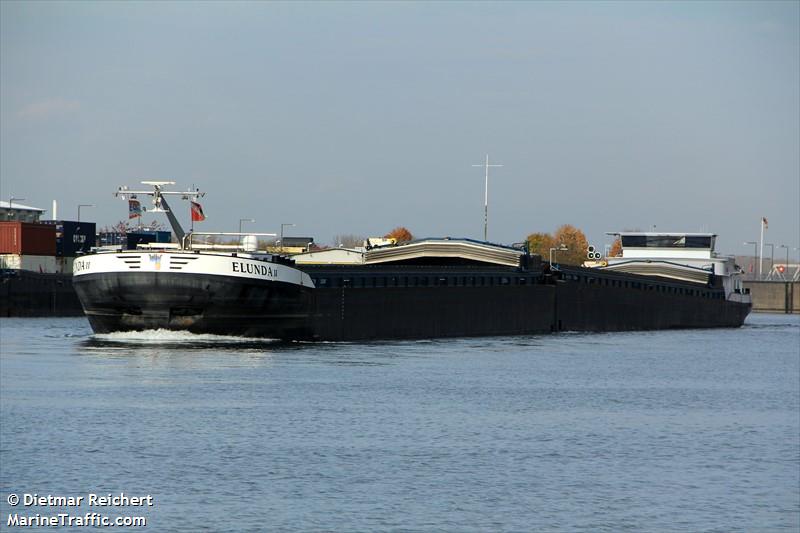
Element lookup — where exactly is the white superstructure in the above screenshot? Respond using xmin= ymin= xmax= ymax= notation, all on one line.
xmin=596 ymin=232 xmax=749 ymax=302
xmin=73 ymin=250 xmax=314 ymax=287
xmin=75 ymin=181 xmax=314 ymax=289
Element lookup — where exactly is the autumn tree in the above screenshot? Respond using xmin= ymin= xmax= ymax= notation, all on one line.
xmin=552 ymin=224 xmax=589 ymax=265
xmin=526 ymin=232 xmax=555 ymax=258
xmin=384 ymin=226 xmax=413 ymax=243
xmin=608 ymin=238 xmax=622 ymax=257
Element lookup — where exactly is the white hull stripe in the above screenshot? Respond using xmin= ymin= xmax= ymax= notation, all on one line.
xmin=73 ymin=252 xmax=315 ymax=288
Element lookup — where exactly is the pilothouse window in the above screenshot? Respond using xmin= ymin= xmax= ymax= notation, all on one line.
xmin=621 ymin=235 xmax=713 ymax=249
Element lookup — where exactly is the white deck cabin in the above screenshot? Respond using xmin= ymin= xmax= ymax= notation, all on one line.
xmin=599 ymin=232 xmax=748 ymax=301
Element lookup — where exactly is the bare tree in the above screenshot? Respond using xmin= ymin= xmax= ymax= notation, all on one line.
xmin=333 ymin=234 xmax=365 ymax=248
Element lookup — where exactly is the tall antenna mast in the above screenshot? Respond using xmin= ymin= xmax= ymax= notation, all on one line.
xmin=472 ymin=154 xmax=503 ymax=241
xmin=115 ymin=181 xmax=205 ymax=248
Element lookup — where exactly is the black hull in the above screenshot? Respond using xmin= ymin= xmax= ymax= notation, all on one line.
xmin=73 ymin=272 xmax=314 ymax=339
xmin=307 ymin=286 xmax=749 ymax=341
xmin=310 ymin=285 xmax=556 ymax=340
xmin=73 ymin=266 xmax=750 ymax=341
xmin=554 ymin=280 xmax=751 ymax=332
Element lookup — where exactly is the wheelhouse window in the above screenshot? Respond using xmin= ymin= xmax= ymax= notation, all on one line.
xmin=621 ymin=235 xmax=714 ymax=249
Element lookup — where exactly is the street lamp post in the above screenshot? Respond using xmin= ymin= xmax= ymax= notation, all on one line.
xmin=239 ymin=218 xmax=255 ymax=235
xmin=239 ymin=218 xmax=255 ymax=249
xmin=78 ymin=204 xmax=95 ymax=222
xmin=549 ymin=245 xmax=568 ymax=268
xmin=280 ymin=223 xmax=295 ymax=253
xmin=744 ymin=241 xmax=758 ymax=279
xmin=779 ymin=244 xmax=790 ymax=279
xmin=765 ymin=243 xmax=774 ymax=277
xmin=795 ymin=248 xmax=800 ymax=281
xmin=7 ymin=197 xmax=25 ymax=221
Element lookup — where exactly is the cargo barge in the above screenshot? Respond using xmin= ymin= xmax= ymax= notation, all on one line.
xmin=71 ymin=183 xmax=751 ymax=340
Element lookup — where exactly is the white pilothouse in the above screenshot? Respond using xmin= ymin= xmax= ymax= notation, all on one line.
xmin=594 ymin=232 xmax=750 ymax=304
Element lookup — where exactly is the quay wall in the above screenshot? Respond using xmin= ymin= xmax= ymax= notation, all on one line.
xmin=743 ymin=281 xmax=799 ymax=314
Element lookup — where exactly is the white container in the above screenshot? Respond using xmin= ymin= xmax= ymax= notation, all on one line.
xmin=0 ymin=254 xmax=59 ymax=273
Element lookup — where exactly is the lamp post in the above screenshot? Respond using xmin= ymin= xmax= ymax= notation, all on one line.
xmin=239 ymin=218 xmax=255 ymax=235
xmin=779 ymin=244 xmax=789 ymax=279
xmin=238 ymin=218 xmax=255 ymax=249
xmin=765 ymin=243 xmax=774 ymax=277
xmin=78 ymin=204 xmax=94 ymax=222
xmin=549 ymin=245 xmax=568 ymax=268
xmin=280 ymin=223 xmax=295 ymax=252
xmin=795 ymin=248 xmax=800 ymax=281
xmin=7 ymin=197 xmax=24 ymax=221
xmin=744 ymin=241 xmax=758 ymax=279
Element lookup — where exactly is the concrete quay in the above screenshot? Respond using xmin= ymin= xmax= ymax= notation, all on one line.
xmin=743 ymin=281 xmax=799 ymax=314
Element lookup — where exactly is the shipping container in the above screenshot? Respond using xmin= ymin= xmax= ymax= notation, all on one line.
xmin=0 ymin=222 xmax=56 ymax=255
xmin=98 ymin=232 xmax=126 ymax=246
xmin=42 ymin=220 xmax=97 ymax=256
xmin=126 ymin=232 xmax=157 ymax=250
xmin=0 ymin=254 xmax=59 ymax=273
xmin=126 ymin=231 xmax=172 ymax=250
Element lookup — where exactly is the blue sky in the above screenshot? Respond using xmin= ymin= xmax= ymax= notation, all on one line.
xmin=1 ymin=1 xmax=798 ymax=255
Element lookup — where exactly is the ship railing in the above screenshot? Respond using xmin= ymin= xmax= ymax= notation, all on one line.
xmin=183 ymin=231 xmax=278 ymax=253
xmin=136 ymin=243 xmax=182 ymax=250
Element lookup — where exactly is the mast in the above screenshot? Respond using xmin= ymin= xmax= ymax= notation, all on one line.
xmin=472 ymin=154 xmax=503 ymax=242
xmin=759 ymin=217 xmax=767 ymax=280
xmin=115 ymin=181 xmax=205 ymax=249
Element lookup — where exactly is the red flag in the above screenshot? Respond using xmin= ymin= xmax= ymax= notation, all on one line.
xmin=128 ymin=199 xmax=142 ymax=219
xmin=191 ymin=201 xmax=205 ymax=222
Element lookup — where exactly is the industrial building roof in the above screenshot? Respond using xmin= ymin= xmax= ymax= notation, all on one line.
xmin=0 ymin=201 xmax=45 ymax=212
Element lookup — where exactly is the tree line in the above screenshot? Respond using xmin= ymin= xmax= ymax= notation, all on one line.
xmin=105 ymin=217 xmax=631 ymax=264
xmin=526 ymin=225 xmax=622 ymax=265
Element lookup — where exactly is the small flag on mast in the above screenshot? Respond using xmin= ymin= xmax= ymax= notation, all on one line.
xmin=762 ymin=217 xmax=768 ymax=229
xmin=191 ymin=201 xmax=206 ymax=222
xmin=128 ymin=199 xmax=142 ymax=219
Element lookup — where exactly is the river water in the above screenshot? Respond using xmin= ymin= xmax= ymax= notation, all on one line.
xmin=0 ymin=314 xmax=798 ymax=532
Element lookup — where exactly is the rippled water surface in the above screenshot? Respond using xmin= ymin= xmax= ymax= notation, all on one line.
xmin=1 ymin=314 xmax=798 ymax=531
